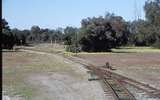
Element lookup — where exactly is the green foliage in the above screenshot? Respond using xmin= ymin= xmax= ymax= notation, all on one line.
xmin=11 ymin=28 xmax=30 ymax=45
xmin=63 ymin=27 xmax=78 ymax=45
xmin=128 ymin=0 xmax=160 ymax=47
xmin=2 ymin=19 xmax=15 ymax=49
xmin=153 ymin=40 xmax=160 ymax=48
xmin=63 ymin=27 xmax=80 ymax=52
xmin=2 ymin=0 xmax=160 ymax=51
xmin=144 ymin=0 xmax=160 ymax=26
xmin=17 ymin=27 xmax=63 ymax=44
xmin=79 ymin=14 xmax=129 ymax=52
xmin=65 ymin=44 xmax=80 ymax=53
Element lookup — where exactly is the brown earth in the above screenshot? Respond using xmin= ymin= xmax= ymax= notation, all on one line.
xmin=2 ymin=51 xmax=107 ymax=100
xmin=77 ymin=53 xmax=160 ymax=67
xmin=77 ymin=53 xmax=160 ymax=89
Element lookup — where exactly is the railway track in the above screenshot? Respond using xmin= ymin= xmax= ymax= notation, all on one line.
xmin=99 ymin=67 xmax=160 ymax=99
xmin=20 ymin=48 xmax=160 ymax=100
xmin=103 ymin=78 xmax=135 ymax=100
xmin=88 ymin=65 xmax=136 ymax=100
xmin=66 ymin=55 xmax=160 ymax=100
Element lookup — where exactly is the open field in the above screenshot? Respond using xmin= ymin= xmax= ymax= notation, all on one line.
xmin=21 ymin=44 xmax=160 ymax=90
xmin=4 ymin=44 xmax=160 ymax=99
xmin=20 ymin=43 xmax=160 ymax=55
xmin=21 ymin=44 xmax=160 ymax=89
xmin=77 ymin=52 xmax=160 ymax=89
xmin=63 ymin=46 xmax=160 ymax=56
xmin=21 ymin=43 xmax=65 ymax=54
xmin=2 ymin=50 xmax=106 ymax=100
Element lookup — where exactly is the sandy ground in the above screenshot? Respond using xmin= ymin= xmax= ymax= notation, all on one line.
xmin=27 ymin=72 xmax=106 ymax=100
xmin=2 ymin=50 xmax=107 ymax=100
xmin=77 ymin=53 xmax=160 ymax=89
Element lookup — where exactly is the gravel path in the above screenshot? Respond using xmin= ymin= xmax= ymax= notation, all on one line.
xmin=27 ymin=72 xmax=106 ymax=100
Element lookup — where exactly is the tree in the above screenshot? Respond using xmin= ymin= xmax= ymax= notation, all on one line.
xmin=127 ymin=0 xmax=160 ymax=47
xmin=63 ymin=26 xmax=79 ymax=52
xmin=30 ymin=25 xmax=41 ymax=42
xmin=64 ymin=27 xmax=77 ymax=45
xmin=108 ymin=15 xmax=130 ymax=46
xmin=21 ymin=29 xmax=30 ymax=44
xmin=2 ymin=19 xmax=15 ymax=49
xmin=40 ymin=29 xmax=50 ymax=42
xmin=129 ymin=20 xmax=148 ymax=46
xmin=54 ymin=28 xmax=63 ymax=42
xmin=11 ymin=28 xmax=30 ymax=45
xmin=144 ymin=0 xmax=160 ymax=26
xmin=144 ymin=0 xmax=160 ymax=47
xmin=79 ymin=14 xmax=129 ymax=52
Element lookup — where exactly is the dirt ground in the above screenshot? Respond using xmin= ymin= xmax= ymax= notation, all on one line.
xmin=77 ymin=52 xmax=160 ymax=89
xmin=2 ymin=51 xmax=107 ymax=100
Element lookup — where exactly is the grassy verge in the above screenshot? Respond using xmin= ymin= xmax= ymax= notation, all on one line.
xmin=63 ymin=46 xmax=160 ymax=56
xmin=112 ymin=46 xmax=160 ymax=53
xmin=20 ymin=44 xmax=160 ymax=57
xmin=23 ymin=43 xmax=65 ymax=54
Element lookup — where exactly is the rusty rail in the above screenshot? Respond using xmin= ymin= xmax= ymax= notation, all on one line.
xmin=66 ymin=56 xmax=160 ymax=99
xmin=67 ymin=56 xmax=136 ymax=99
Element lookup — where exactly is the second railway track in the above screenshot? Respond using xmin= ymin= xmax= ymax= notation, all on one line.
xmin=66 ymin=55 xmax=160 ymax=100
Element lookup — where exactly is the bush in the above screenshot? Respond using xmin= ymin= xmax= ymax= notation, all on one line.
xmin=153 ymin=40 xmax=160 ymax=49
xmin=66 ymin=45 xmax=81 ymax=53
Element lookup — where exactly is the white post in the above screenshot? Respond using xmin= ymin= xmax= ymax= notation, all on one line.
xmin=51 ymin=39 xmax=53 ymax=45
xmin=54 ymin=39 xmax=56 ymax=48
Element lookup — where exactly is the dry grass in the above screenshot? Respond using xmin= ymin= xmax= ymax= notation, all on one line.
xmin=23 ymin=43 xmax=65 ymax=53
xmin=2 ymin=51 xmax=75 ymax=99
xmin=2 ymin=50 xmax=106 ymax=100
xmin=77 ymin=52 xmax=160 ymax=89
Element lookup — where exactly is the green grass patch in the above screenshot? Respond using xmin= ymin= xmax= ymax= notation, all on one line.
xmin=24 ymin=44 xmax=160 ymax=55
xmin=63 ymin=46 xmax=160 ymax=56
xmin=63 ymin=51 xmax=115 ymax=56
xmin=112 ymin=46 xmax=160 ymax=53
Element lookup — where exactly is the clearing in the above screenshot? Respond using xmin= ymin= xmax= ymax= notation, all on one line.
xmin=76 ymin=47 xmax=160 ymax=90
xmin=2 ymin=50 xmax=106 ymax=100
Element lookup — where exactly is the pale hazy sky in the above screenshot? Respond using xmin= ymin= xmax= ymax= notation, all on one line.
xmin=2 ymin=0 xmax=147 ymax=29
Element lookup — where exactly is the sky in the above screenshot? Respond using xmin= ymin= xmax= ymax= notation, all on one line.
xmin=2 ymin=0 xmax=148 ymax=30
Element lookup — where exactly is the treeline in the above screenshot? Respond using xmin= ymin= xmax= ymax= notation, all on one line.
xmin=65 ymin=0 xmax=160 ymax=52
xmin=129 ymin=0 xmax=160 ymax=47
xmin=2 ymin=0 xmax=160 ymax=51
xmin=2 ymin=20 xmax=64 ymax=49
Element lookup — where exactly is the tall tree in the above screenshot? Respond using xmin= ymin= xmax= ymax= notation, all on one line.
xmin=144 ymin=0 xmax=160 ymax=47
xmin=63 ymin=27 xmax=79 ymax=52
xmin=79 ymin=14 xmax=129 ymax=52
xmin=2 ymin=19 xmax=15 ymax=49
xmin=144 ymin=0 xmax=160 ymax=26
xmin=29 ymin=25 xmax=41 ymax=42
